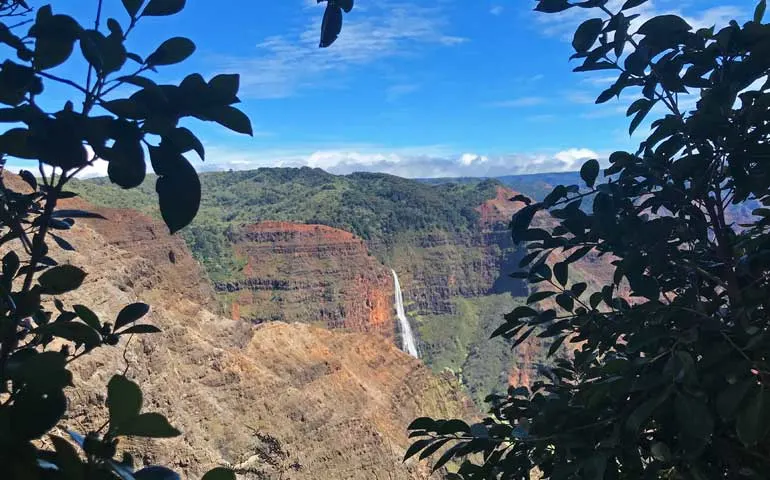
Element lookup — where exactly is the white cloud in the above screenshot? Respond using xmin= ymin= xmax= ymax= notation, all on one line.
xmin=386 ymin=83 xmax=420 ymax=101
xmin=565 ymin=91 xmax=597 ymax=104
xmin=533 ymin=0 xmax=746 ymax=42
xmin=187 ymin=144 xmax=604 ymax=178
xmin=487 ymin=96 xmax=548 ymax=108
xmin=212 ymin=2 xmax=467 ymax=99
xmin=5 ymin=159 xmax=110 ymax=179
xmin=4 ymin=144 xmax=606 ymax=180
xmin=490 ymin=5 xmax=504 ymax=16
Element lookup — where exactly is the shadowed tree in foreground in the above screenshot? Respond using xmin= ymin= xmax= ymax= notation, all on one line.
xmin=407 ymin=1 xmax=770 ymax=478
xmin=0 ymin=0 xmax=252 ymax=478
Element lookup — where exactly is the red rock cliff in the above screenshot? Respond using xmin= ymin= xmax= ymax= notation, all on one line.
xmin=217 ymin=221 xmax=395 ymax=338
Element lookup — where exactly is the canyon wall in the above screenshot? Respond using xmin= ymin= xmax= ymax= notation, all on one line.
xmin=381 ymin=187 xmax=528 ymax=316
xmin=26 ymin=191 xmax=475 ymax=479
xmin=215 ymin=221 xmax=395 ymax=339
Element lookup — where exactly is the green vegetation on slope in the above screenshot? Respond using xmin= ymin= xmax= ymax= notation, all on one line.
xmin=70 ymin=167 xmax=502 ymax=281
xmin=416 ymin=294 xmax=534 ymax=406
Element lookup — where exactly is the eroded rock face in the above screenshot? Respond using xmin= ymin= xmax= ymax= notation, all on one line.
xmin=384 ymin=187 xmax=529 ymax=316
xmin=0 ymin=175 xmax=475 ymax=479
xmin=217 ymin=222 xmax=395 ymax=339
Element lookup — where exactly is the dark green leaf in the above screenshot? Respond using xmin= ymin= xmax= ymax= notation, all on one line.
xmin=115 ymin=302 xmax=150 ymax=331
xmin=717 ymin=379 xmax=755 ymax=420
xmin=146 ymin=37 xmax=195 ymax=66
xmin=119 ymin=324 xmax=161 ymax=335
xmin=117 ymin=75 xmax=156 ymax=89
xmin=19 ymin=169 xmax=37 ymax=189
xmin=35 ymin=321 xmax=101 ymax=350
xmin=115 ymin=412 xmax=180 ymax=438
xmin=737 ymin=388 xmax=770 ymax=447
xmin=107 ymin=18 xmax=123 ymax=38
xmin=638 ymin=14 xmax=692 ymax=37
xmin=12 ymin=286 xmax=41 ymax=317
xmin=202 ymin=106 xmax=253 ymax=136
xmin=548 ymin=335 xmax=567 ymax=357
xmin=573 ymin=18 xmax=603 ymax=53
xmin=50 ymin=434 xmax=85 ymax=478
xmin=755 ymin=0 xmax=766 ymax=23
xmin=208 ymin=73 xmax=239 ymax=103
xmin=437 ymin=419 xmax=470 ymax=435
xmin=590 ymin=292 xmax=603 ymax=309
xmin=201 ymin=468 xmax=235 ymax=480
xmin=535 ymin=0 xmax=573 ymax=13
xmin=404 ymin=439 xmax=433 ymax=461
xmin=408 ymin=417 xmax=436 ymax=431
xmin=554 ymin=261 xmax=568 ymax=286
xmin=626 ymin=389 xmax=671 ymax=434
xmin=509 ymin=194 xmax=532 ymax=205
xmin=573 ymin=60 xmax=616 ymax=72
xmin=122 ymin=0 xmax=144 ymax=17
xmin=432 ymin=442 xmax=466 ymax=472
xmin=571 ymin=282 xmax=587 ymax=297
xmin=527 ymin=290 xmax=557 ymax=304
xmin=38 ymin=265 xmax=87 ymax=295
xmin=9 ymin=388 xmax=66 ymax=440
xmin=583 ymin=453 xmax=608 ymax=480
xmin=8 ymin=350 xmax=71 ymax=392
xmin=163 ymin=127 xmax=204 ymax=160
xmin=0 ymin=128 xmax=36 ymax=158
xmin=73 ymin=304 xmax=100 ymax=330
xmin=102 ymin=99 xmax=145 ymax=119
xmin=108 ymin=375 xmax=143 ymax=431
xmin=156 ymin=154 xmax=201 ymax=233
xmin=596 ymin=86 xmax=617 ymax=104
xmin=556 ymin=293 xmax=574 ymax=311
xmin=580 ymin=159 xmax=600 ymax=187
xmin=419 ymin=438 xmax=451 ymax=460
xmin=52 ymin=209 xmax=107 ymax=219
xmin=33 ymin=14 xmax=82 ymax=70
xmin=142 ymin=0 xmax=185 ymax=16
xmin=622 ymin=0 xmax=648 ymax=9
xmin=3 ymin=250 xmax=19 ymax=279
xmin=319 ymin=4 xmax=343 ymax=48
xmin=629 ymin=99 xmax=654 ymax=135
xmin=134 ymin=466 xmax=181 ymax=480
xmin=675 ymin=393 xmax=713 ymax=441
xmin=513 ymin=326 xmax=537 ymax=348
xmin=105 ymin=137 xmax=146 ymax=188
xmin=338 ymin=0 xmax=354 ymax=13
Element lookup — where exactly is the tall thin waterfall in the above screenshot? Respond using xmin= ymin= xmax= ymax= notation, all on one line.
xmin=391 ymin=269 xmax=419 ymax=358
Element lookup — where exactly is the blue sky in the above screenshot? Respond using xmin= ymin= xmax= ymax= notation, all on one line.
xmin=8 ymin=0 xmax=755 ymax=178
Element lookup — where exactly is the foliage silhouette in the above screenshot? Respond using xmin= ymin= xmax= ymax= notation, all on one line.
xmin=407 ymin=1 xmax=770 ymax=478
xmin=0 ymin=0 xmax=252 ymax=478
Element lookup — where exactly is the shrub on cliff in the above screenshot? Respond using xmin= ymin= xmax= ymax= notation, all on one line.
xmin=0 ymin=0 xmax=253 ymax=478
xmin=407 ymin=1 xmax=770 ymax=478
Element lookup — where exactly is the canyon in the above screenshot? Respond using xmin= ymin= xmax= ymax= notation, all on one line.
xmin=70 ymin=168 xmax=613 ymax=404
xmin=4 ymin=172 xmax=477 ymax=479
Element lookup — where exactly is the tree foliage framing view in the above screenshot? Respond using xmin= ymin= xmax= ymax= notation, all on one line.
xmin=407 ymin=0 xmax=770 ymax=479
xmin=0 ymin=0 xmax=252 ymax=478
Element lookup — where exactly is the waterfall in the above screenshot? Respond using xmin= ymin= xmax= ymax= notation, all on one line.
xmin=391 ymin=269 xmax=419 ymax=358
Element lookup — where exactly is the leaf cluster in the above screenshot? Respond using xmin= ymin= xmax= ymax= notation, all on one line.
xmin=0 ymin=1 xmax=248 ymax=478
xmin=407 ymin=1 xmax=770 ymax=478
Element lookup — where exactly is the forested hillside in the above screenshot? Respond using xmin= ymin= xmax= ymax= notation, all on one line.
xmin=71 ymin=168 xmax=501 ymax=278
